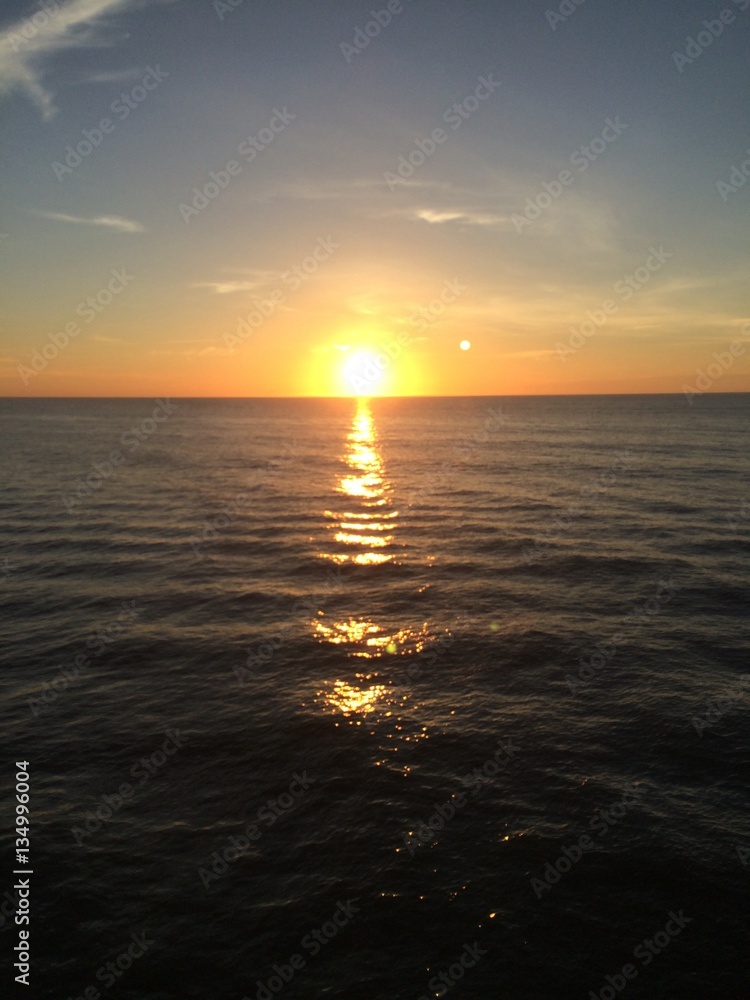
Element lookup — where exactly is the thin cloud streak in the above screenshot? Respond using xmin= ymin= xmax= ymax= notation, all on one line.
xmin=35 ymin=210 xmax=145 ymax=232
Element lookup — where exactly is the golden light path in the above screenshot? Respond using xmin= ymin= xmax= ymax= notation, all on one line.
xmin=319 ymin=400 xmax=398 ymax=571
xmin=310 ymin=398 xmax=436 ymax=740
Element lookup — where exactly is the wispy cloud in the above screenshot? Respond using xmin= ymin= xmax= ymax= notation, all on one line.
xmin=413 ymin=207 xmax=513 ymax=229
xmin=35 ymin=210 xmax=144 ymax=232
xmin=0 ymin=0 xmax=163 ymax=119
xmin=194 ymin=280 xmax=268 ymax=295
xmin=193 ymin=269 xmax=281 ymax=295
xmin=253 ymin=176 xmax=454 ymax=206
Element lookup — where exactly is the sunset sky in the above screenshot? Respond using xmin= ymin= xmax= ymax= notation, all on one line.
xmin=2 ymin=0 xmax=749 ymax=396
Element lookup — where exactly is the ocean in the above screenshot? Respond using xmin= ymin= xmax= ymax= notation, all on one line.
xmin=0 ymin=394 xmax=748 ymax=999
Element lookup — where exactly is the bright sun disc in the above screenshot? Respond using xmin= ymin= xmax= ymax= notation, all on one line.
xmin=342 ymin=349 xmax=386 ymax=396
xmin=460 ymin=340 xmax=471 ymax=351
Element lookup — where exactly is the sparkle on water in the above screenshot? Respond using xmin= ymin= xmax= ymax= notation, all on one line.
xmin=317 ymin=400 xmax=398 ymax=570
xmin=309 ymin=399 xmax=439 ymax=743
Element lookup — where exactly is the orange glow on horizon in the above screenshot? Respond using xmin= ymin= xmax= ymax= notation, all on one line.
xmin=4 ymin=299 xmax=749 ymax=397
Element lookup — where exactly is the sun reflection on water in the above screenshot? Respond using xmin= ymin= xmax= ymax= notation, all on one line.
xmin=311 ymin=673 xmax=430 ymax=746
xmin=312 ymin=399 xmax=435 ymax=661
xmin=317 ymin=399 xmax=398 ymax=569
xmin=308 ymin=399 xmax=437 ymax=743
xmin=312 ymin=618 xmax=431 ymax=658
xmin=322 ymin=677 xmax=388 ymax=715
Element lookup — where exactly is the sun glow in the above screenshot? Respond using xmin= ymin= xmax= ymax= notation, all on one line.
xmin=302 ymin=328 xmax=430 ymax=396
xmin=341 ymin=348 xmax=388 ymax=396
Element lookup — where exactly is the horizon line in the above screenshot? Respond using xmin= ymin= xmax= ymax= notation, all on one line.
xmin=1 ymin=391 xmax=748 ymax=401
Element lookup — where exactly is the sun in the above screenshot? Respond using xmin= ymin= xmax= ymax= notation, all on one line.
xmin=341 ymin=348 xmax=388 ymax=396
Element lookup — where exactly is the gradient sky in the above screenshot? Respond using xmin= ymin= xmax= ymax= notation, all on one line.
xmin=1 ymin=0 xmax=749 ymax=396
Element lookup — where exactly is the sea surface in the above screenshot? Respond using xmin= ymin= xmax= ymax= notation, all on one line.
xmin=0 ymin=394 xmax=748 ymax=1000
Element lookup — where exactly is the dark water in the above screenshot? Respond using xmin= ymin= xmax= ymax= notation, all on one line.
xmin=0 ymin=394 xmax=748 ymax=1000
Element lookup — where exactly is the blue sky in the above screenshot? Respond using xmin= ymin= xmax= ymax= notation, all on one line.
xmin=1 ymin=0 xmax=749 ymax=395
